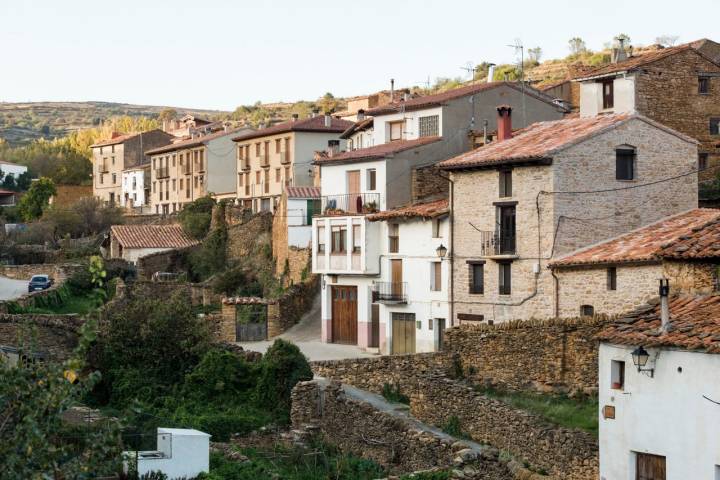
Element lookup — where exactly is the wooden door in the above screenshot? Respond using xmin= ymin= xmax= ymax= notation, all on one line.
xmin=347 ymin=170 xmax=360 ymax=213
xmin=636 ymin=453 xmax=666 ymax=480
xmin=436 ymin=318 xmax=446 ymax=351
xmin=331 ymin=286 xmax=357 ymax=345
xmin=392 ymin=313 xmax=416 ymax=354
xmin=370 ymin=304 xmax=380 ymax=348
xmin=391 ymin=259 xmax=403 ymax=297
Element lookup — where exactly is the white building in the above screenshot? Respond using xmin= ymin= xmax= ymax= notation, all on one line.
xmin=597 ymin=294 xmax=720 ymax=480
xmin=107 ymin=224 xmax=198 ymax=264
xmin=0 ymin=160 xmax=28 ymax=179
xmin=284 ymin=186 xmax=320 ymax=248
xmin=123 ymin=428 xmax=210 ymax=479
xmin=121 ymin=165 xmax=150 ymax=209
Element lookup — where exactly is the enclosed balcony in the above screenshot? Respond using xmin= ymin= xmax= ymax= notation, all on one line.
xmin=321 ymin=193 xmax=381 ymax=216
xmin=312 ymin=216 xmax=380 ymax=275
xmin=372 ymin=282 xmax=407 ymax=304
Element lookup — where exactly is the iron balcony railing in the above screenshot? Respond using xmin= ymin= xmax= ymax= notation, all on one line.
xmin=372 ymin=282 xmax=407 ymax=303
xmin=477 ymin=230 xmax=517 ymax=256
xmin=321 ymin=193 xmax=381 ymax=215
xmin=155 ymin=167 xmax=170 ymax=179
xmin=279 ymin=150 xmax=290 ymax=164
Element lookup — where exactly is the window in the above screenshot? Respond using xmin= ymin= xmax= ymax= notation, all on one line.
xmin=284 ymin=167 xmax=291 ymax=184
xmin=418 ymin=115 xmax=439 ymax=137
xmin=580 ymin=305 xmax=595 ymax=317
xmin=607 ymin=267 xmax=617 ymax=290
xmin=152 ymin=181 xmax=156 ymax=193
xmin=469 ymin=262 xmax=484 ymax=294
xmin=111 ymin=156 xmax=115 ymax=165
xmin=256 ymin=171 xmax=261 ymax=184
xmin=255 ymin=143 xmax=261 ymax=156
xmin=611 ymin=360 xmax=625 ymax=390
xmin=388 ymin=224 xmax=399 ymax=253
xmin=275 ymin=138 xmax=281 ymax=153
xmin=699 ymin=153 xmax=709 ymax=171
xmin=352 ymin=224 xmax=361 ymax=253
xmin=389 ymin=121 xmax=404 ymax=141
xmin=367 ymin=169 xmax=377 ymax=191
xmin=317 ymin=226 xmax=326 ymax=253
xmin=112 ymin=173 xmax=117 ymax=184
xmin=699 ymin=76 xmax=710 ymax=94
xmin=499 ymin=170 xmax=512 ymax=197
xmin=498 ymin=262 xmax=511 ymax=295
xmin=172 ymin=154 xmax=176 ymax=167
xmin=616 ymin=147 xmax=636 ymax=180
xmin=601 ymin=79 xmax=614 ymax=109
xmin=180 ymin=178 xmax=184 ymax=189
xmin=284 ymin=137 xmax=291 ymax=157
xmin=430 ymin=262 xmax=442 ymax=292
xmin=711 ymin=118 xmax=720 ymax=136
xmin=432 ymin=218 xmax=442 ymax=238
xmin=172 ymin=179 xmax=176 ymax=191
xmin=331 ymin=225 xmax=346 ymax=253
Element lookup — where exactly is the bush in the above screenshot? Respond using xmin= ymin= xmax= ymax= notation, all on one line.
xmin=189 ymin=228 xmax=227 ymax=281
xmin=255 ymin=339 xmax=312 ymax=423
xmin=179 ymin=196 xmax=215 ymax=240
xmin=381 ymin=383 xmax=409 ymax=404
xmin=182 ymin=349 xmax=258 ymax=403
xmin=212 ymin=268 xmax=250 ymax=296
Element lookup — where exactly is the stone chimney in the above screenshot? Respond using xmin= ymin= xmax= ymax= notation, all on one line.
xmin=659 ymin=278 xmax=671 ymax=333
xmin=311 ymin=109 xmax=319 ymax=118
xmin=357 ymin=109 xmax=365 ymax=121
xmin=327 ymin=140 xmax=340 ymax=157
xmin=324 ymin=113 xmax=332 ymax=128
xmin=390 ymin=78 xmax=395 ymax=102
xmin=496 ymin=105 xmax=513 ymax=141
xmin=292 ymin=113 xmax=299 ymax=122
xmin=612 ymin=37 xmax=629 ymax=63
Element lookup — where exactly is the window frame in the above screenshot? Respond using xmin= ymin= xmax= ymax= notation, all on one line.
xmin=615 ymin=146 xmax=636 ymax=181
xmin=430 ymin=262 xmax=442 ymax=292
xmin=389 ymin=120 xmax=404 ymax=141
xmin=367 ymin=169 xmax=377 ymax=191
xmin=331 ymin=225 xmax=347 ymax=254
xmin=469 ymin=262 xmax=484 ymax=294
xmin=601 ymin=79 xmax=614 ymax=109
xmin=352 ymin=224 xmax=362 ymax=253
xmin=607 ymin=267 xmax=617 ymax=291
xmin=699 ymin=152 xmax=709 ymax=171
xmin=499 ymin=169 xmax=512 ymax=198
xmin=418 ymin=115 xmax=439 ymax=137
xmin=498 ymin=262 xmax=511 ymax=295
xmin=580 ymin=305 xmax=595 ymax=317
xmin=611 ymin=359 xmax=625 ymax=390
xmin=710 ymin=118 xmax=720 ymax=136
xmin=388 ymin=223 xmax=399 ymax=253
xmin=699 ymin=76 xmax=710 ymax=95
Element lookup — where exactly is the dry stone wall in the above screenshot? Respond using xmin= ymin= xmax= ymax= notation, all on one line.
xmin=0 ymin=314 xmax=81 ymax=360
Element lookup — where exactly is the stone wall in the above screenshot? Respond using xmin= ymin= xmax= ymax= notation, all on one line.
xmin=227 ymin=211 xmax=273 ymax=263
xmin=411 ymin=164 xmax=449 ymax=202
xmin=135 ymin=246 xmax=195 ymax=280
xmin=0 ymin=263 xmax=71 ymax=281
xmin=0 ymin=313 xmax=82 ymax=360
xmin=268 ymin=277 xmax=319 ymax=337
xmin=49 ymin=185 xmax=93 ymax=208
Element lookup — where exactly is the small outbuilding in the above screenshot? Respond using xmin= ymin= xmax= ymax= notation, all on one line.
xmin=123 ymin=427 xmax=210 ymax=479
xmin=108 ymin=224 xmax=198 ymax=264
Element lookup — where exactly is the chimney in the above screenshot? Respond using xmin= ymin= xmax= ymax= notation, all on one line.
xmin=613 ymin=37 xmax=629 ymax=63
xmin=659 ymin=278 xmax=671 ymax=333
xmin=324 ymin=113 xmax=332 ymax=128
xmin=311 ymin=109 xmax=319 ymax=118
xmin=327 ymin=139 xmax=340 ymax=157
xmin=259 ymin=122 xmax=266 ymax=129
xmin=403 ymin=92 xmax=409 ymax=102
xmin=292 ymin=113 xmax=299 ymax=122
xmin=223 ymin=122 xmax=230 ymax=133
xmin=487 ymin=64 xmax=496 ymax=83
xmin=496 ymin=105 xmax=513 ymax=141
xmin=111 ymin=131 xmax=121 ymax=139
xmin=390 ymin=78 xmax=395 ymax=102
xmin=357 ymin=109 xmax=365 ymax=121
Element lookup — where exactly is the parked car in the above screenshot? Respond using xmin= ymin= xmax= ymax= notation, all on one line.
xmin=28 ymin=275 xmax=53 ymax=293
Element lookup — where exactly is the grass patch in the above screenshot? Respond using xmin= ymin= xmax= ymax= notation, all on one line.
xmin=475 ymin=386 xmax=598 ymax=436
xmin=381 ymin=383 xmax=409 ymax=405
xmin=441 ymin=415 xmax=471 ymax=440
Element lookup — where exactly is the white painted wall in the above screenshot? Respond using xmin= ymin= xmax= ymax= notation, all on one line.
xmin=125 ymin=428 xmax=210 ymax=480
xmin=370 ymin=106 xmax=443 ymax=145
xmin=0 ymin=162 xmax=28 ymax=178
xmin=579 ymin=75 xmax=636 ymax=117
xmin=320 ymin=159 xmax=385 ymax=209
xmin=121 ymin=169 xmax=147 ymax=207
xmin=599 ymin=343 xmax=720 ymax=480
xmin=206 ymin=134 xmax=237 ymax=196
xmin=347 ymin=128 xmax=374 ymax=150
xmin=123 ymin=247 xmax=172 ymax=264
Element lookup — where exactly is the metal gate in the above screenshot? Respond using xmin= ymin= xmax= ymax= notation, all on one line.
xmin=235 ymin=304 xmax=267 ymax=341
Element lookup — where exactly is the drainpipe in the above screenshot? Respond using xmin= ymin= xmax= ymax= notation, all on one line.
xmin=551 ymin=269 xmax=560 ymax=318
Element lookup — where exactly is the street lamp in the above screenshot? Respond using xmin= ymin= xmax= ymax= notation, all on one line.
xmin=436 ymin=244 xmax=448 ymax=259
xmin=631 ymin=346 xmax=654 ymax=378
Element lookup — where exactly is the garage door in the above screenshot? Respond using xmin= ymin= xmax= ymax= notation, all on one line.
xmin=392 ymin=313 xmax=416 ymax=354
xmin=331 ymin=286 xmax=357 ymax=344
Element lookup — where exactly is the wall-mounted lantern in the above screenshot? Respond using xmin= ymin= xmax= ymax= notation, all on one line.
xmin=436 ymin=244 xmax=448 ymax=260
xmin=631 ymin=346 xmax=654 ymax=378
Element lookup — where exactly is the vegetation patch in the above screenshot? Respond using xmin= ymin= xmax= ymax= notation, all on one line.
xmin=441 ymin=415 xmax=471 ymax=440
xmin=381 ymin=383 xmax=410 ymax=405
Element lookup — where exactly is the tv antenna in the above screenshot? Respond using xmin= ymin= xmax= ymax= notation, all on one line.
xmin=507 ymin=39 xmax=526 ymax=125
xmin=460 ymin=61 xmax=475 ymax=84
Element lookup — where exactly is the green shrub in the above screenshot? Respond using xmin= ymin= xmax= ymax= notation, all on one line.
xmin=442 ymin=415 xmax=470 ymax=439
xmin=381 ymin=383 xmax=410 ymax=404
xmin=179 ymin=196 xmax=215 ymax=240
xmin=183 ymin=349 xmax=258 ymax=403
xmin=255 ymin=339 xmax=312 ymax=423
xmin=212 ymin=268 xmax=250 ymax=296
xmin=189 ymin=228 xmax=227 ymax=281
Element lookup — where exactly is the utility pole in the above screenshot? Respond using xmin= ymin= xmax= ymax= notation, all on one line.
xmin=507 ymin=40 xmax=526 ymax=126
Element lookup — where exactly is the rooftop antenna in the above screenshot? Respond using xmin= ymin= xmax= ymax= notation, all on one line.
xmin=414 ymin=76 xmax=431 ymax=90
xmin=507 ymin=39 xmax=526 ymax=126
xmin=460 ymin=61 xmax=476 ymax=84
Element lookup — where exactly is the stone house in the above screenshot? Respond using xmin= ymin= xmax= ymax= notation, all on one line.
xmin=144 ymin=126 xmax=253 ymax=214
xmin=596 ymin=294 xmax=720 ymax=479
xmin=233 ymin=114 xmax=353 ymax=213
xmin=91 ymin=129 xmax=174 ymax=206
xmin=271 ymin=186 xmax=320 ymax=283
xmin=108 ymin=224 xmax=198 ymax=264
xmin=550 ymin=208 xmax=720 ymax=318
xmin=574 ymin=39 xmax=720 ymax=182
xmin=439 ymin=107 xmax=698 ymax=325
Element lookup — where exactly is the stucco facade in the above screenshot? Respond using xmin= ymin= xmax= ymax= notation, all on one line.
xmin=121 ymin=166 xmax=149 ymax=209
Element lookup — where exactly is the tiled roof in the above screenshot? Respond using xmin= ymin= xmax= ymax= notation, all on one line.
xmin=550 ymin=209 xmax=720 ymax=268
xmin=364 ymin=82 xmax=561 ymax=116
xmin=368 ymin=198 xmax=449 ymax=221
xmin=315 ymin=136 xmax=442 ymax=165
xmin=90 ymin=132 xmax=140 ymax=148
xmin=597 ymin=295 xmax=720 ymax=353
xmin=110 ymin=224 xmax=199 ymax=249
xmin=231 ymin=116 xmax=353 ymax=143
xmin=145 ymin=128 xmax=244 ymax=155
xmin=340 ymin=117 xmax=374 ymax=139
xmin=286 ymin=186 xmax=320 ymax=199
xmin=0 ymin=189 xmax=16 ymax=195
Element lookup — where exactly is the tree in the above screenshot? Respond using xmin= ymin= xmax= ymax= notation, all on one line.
xmin=527 ymin=47 xmax=543 ymax=63
xmin=655 ymin=35 xmax=680 ymax=47
xmin=1 ymin=173 xmax=16 ymax=190
xmin=158 ymin=108 xmax=177 ymax=122
xmin=317 ymin=92 xmax=339 ymax=113
xmin=568 ymin=37 xmax=587 ymax=56
xmin=15 ymin=171 xmax=31 ymax=191
xmin=17 ymin=177 xmax=56 ymax=221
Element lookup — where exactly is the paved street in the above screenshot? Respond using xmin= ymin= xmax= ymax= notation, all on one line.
xmin=238 ymin=294 xmax=377 ymax=361
xmin=0 ymin=276 xmax=29 ymax=301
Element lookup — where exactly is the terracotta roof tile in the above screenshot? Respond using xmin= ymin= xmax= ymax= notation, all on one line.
xmin=145 ymin=128 xmax=249 ymax=155
xmin=597 ymin=295 xmax=720 ymax=353
xmin=90 ymin=132 xmax=142 ymax=148
xmin=340 ymin=117 xmax=373 ymax=139
xmin=365 ymin=82 xmax=561 ymax=116
xmin=551 ymin=209 xmax=720 ymax=267
xmin=368 ymin=198 xmax=448 ymax=221
xmin=286 ymin=186 xmax=320 ymax=199
xmin=315 ymin=136 xmax=442 ymax=165
xmin=110 ymin=224 xmax=199 ymax=249
xmin=231 ymin=116 xmax=353 ymax=143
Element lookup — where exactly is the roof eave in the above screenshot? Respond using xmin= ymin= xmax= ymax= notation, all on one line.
xmin=441 ymin=157 xmax=553 ymax=172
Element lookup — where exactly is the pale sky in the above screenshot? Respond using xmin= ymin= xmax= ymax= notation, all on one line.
xmin=1 ymin=0 xmax=718 ymax=111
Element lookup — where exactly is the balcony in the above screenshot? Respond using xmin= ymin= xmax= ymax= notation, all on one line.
xmin=372 ymin=282 xmax=407 ymax=304
xmin=312 ymin=216 xmax=380 ymax=275
xmin=98 ymin=164 xmax=109 ymax=174
xmin=260 ymin=157 xmax=270 ymax=168
xmin=321 ymin=193 xmax=381 ymax=216
xmin=155 ymin=167 xmax=169 ymax=179
xmin=240 ymin=159 xmax=251 ymax=171
xmin=280 ymin=150 xmax=290 ymax=164
xmin=477 ymin=230 xmax=517 ymax=258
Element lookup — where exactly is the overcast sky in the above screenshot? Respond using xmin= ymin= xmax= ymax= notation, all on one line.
xmin=1 ymin=0 xmax=718 ymax=111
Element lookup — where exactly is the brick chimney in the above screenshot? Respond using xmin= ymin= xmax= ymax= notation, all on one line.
xmin=291 ymin=113 xmax=299 ymax=122
xmin=357 ymin=109 xmax=365 ymax=121
xmin=496 ymin=105 xmax=513 ymax=141
xmin=324 ymin=113 xmax=332 ymax=128
xmin=327 ymin=140 xmax=340 ymax=157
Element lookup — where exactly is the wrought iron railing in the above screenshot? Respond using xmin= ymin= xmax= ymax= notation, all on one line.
xmin=280 ymin=150 xmax=290 ymax=164
xmin=372 ymin=282 xmax=407 ymax=303
xmin=155 ymin=167 xmax=169 ymax=179
xmin=321 ymin=193 xmax=381 ymax=215
xmin=477 ymin=230 xmax=516 ymax=256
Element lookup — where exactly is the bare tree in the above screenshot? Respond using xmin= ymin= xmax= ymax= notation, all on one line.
xmin=527 ymin=47 xmax=543 ymax=63
xmin=655 ymin=35 xmax=680 ymax=47
xmin=568 ymin=37 xmax=587 ymax=55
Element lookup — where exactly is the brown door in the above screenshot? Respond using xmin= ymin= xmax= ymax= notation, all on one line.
xmin=392 ymin=313 xmax=416 ymax=354
xmin=347 ymin=170 xmax=360 ymax=213
xmin=391 ymin=259 xmax=403 ymax=298
xmin=370 ymin=304 xmax=380 ymax=348
xmin=636 ymin=453 xmax=666 ymax=480
xmin=331 ymin=286 xmax=357 ymax=344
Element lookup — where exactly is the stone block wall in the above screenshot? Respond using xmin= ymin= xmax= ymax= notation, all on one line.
xmin=268 ymin=277 xmax=319 ymax=337
xmin=0 ymin=314 xmax=82 ymax=360
xmin=0 ymin=263 xmax=72 ymax=281
xmin=135 ymin=246 xmax=195 ymax=280
xmin=226 ymin=212 xmax=273 ymax=263
xmin=411 ymin=164 xmax=449 ymax=203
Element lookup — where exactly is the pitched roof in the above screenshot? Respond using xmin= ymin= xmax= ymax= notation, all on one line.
xmin=0 ymin=189 xmax=16 ymax=195
xmin=231 ymin=116 xmax=353 ymax=143
xmin=340 ymin=117 xmax=373 ymax=139
xmin=597 ymin=295 xmax=720 ymax=353
xmin=368 ymin=198 xmax=449 ymax=221
xmin=144 ymin=128 xmax=244 ymax=155
xmin=550 ymin=209 xmax=720 ymax=268
xmin=110 ymin=224 xmax=198 ymax=249
xmin=90 ymin=132 xmax=141 ymax=148
xmin=314 ymin=136 xmax=442 ymax=165
xmin=286 ymin=186 xmax=320 ymax=199
xmin=0 ymin=160 xmax=25 ymax=167
xmin=364 ymin=82 xmax=561 ymax=116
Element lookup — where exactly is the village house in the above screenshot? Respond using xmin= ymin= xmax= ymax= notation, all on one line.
xmin=0 ymin=189 xmax=19 ymax=207
xmin=144 ymin=126 xmax=253 ymax=214
xmin=439 ymin=107 xmax=698 ymax=325
xmin=550 ymin=208 xmax=720 ymax=318
xmin=90 ymin=130 xmax=174 ymax=206
xmin=574 ymin=39 xmax=720 ymax=182
xmin=232 ymin=114 xmax=352 ymax=213
xmin=0 ymin=159 xmax=28 ymax=181
xmin=107 ymin=224 xmax=198 ymax=264
xmin=120 ymin=164 xmax=150 ymax=211
xmin=162 ymin=114 xmax=221 ymax=138
xmin=340 ymin=112 xmax=374 ymax=150
xmin=597 ymin=294 xmax=720 ymax=479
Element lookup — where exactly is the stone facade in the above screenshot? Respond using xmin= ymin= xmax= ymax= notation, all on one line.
xmin=226 ymin=211 xmax=273 ymax=263
xmin=0 ymin=314 xmax=81 ymax=361
xmin=411 ymin=164 xmax=449 ymax=202
xmin=135 ymin=246 xmax=195 ymax=280
xmin=451 ymin=117 xmax=698 ymax=323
